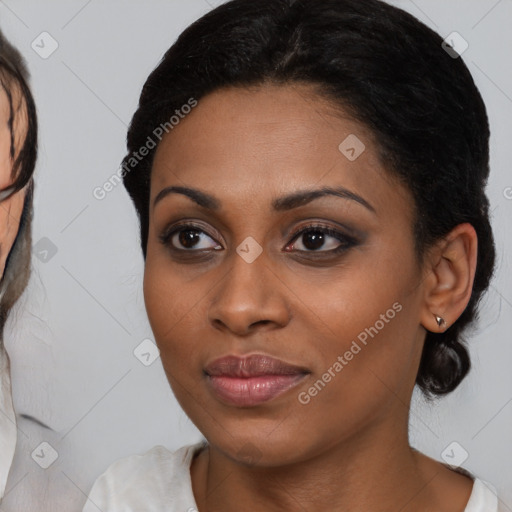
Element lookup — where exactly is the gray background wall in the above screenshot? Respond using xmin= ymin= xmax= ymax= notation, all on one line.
xmin=0 ymin=0 xmax=511 ymax=510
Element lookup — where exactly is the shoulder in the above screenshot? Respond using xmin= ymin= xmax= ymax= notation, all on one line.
xmin=464 ymin=478 xmax=499 ymax=512
xmin=82 ymin=441 xmax=207 ymax=512
xmin=414 ymin=450 xmax=499 ymax=512
xmin=444 ymin=463 xmax=499 ymax=512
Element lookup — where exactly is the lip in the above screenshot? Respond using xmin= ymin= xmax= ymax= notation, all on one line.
xmin=204 ymin=354 xmax=310 ymax=407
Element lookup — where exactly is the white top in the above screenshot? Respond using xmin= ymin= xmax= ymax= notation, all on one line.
xmin=83 ymin=442 xmax=499 ymax=512
xmin=0 ymin=345 xmax=17 ymax=501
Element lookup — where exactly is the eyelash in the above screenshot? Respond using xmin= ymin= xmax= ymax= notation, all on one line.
xmin=287 ymin=223 xmax=357 ymax=255
xmin=158 ymin=221 xmax=358 ymax=257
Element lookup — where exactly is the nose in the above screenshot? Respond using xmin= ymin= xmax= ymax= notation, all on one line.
xmin=207 ymin=247 xmax=290 ymax=336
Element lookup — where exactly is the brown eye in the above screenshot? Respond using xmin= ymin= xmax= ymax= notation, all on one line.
xmin=176 ymin=228 xmax=204 ymax=249
xmin=293 ymin=229 xmax=336 ymax=251
xmin=286 ymin=224 xmax=357 ymax=254
xmin=159 ymin=223 xmax=222 ymax=251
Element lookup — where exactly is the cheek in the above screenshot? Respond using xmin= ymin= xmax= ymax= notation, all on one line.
xmin=288 ymin=294 xmax=421 ymax=449
xmin=143 ymin=255 xmax=206 ymax=363
xmin=315 ymin=299 xmax=417 ymax=392
xmin=143 ymin=257 xmax=214 ymax=424
xmin=297 ymin=255 xmax=422 ymax=420
xmin=0 ymin=124 xmax=21 ymax=275
xmin=290 ymin=240 xmax=417 ymax=347
xmin=0 ymin=123 xmax=13 ymax=187
xmin=0 ymin=191 xmax=25 ymax=277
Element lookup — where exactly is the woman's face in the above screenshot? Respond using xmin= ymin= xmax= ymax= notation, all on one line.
xmin=0 ymin=83 xmax=27 ymax=278
xmin=144 ymin=84 xmax=429 ymax=465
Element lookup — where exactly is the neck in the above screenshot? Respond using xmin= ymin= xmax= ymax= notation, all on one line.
xmin=191 ymin=412 xmax=447 ymax=512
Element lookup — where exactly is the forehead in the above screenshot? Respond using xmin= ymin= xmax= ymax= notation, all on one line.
xmin=0 ymin=75 xmax=26 ymax=133
xmin=150 ymin=83 xmax=412 ymax=216
xmin=0 ymin=84 xmax=10 ymax=120
xmin=0 ymin=76 xmax=27 ymax=188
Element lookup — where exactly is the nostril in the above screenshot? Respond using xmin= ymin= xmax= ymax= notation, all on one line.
xmin=251 ymin=319 xmax=271 ymax=327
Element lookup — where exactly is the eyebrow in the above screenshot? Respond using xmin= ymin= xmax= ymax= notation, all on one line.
xmin=152 ymin=185 xmax=376 ymax=214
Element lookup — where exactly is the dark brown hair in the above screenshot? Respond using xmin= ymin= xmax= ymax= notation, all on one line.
xmin=0 ymin=28 xmax=37 ymax=334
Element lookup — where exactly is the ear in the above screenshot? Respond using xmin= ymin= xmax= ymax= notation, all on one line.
xmin=420 ymin=223 xmax=478 ymax=333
